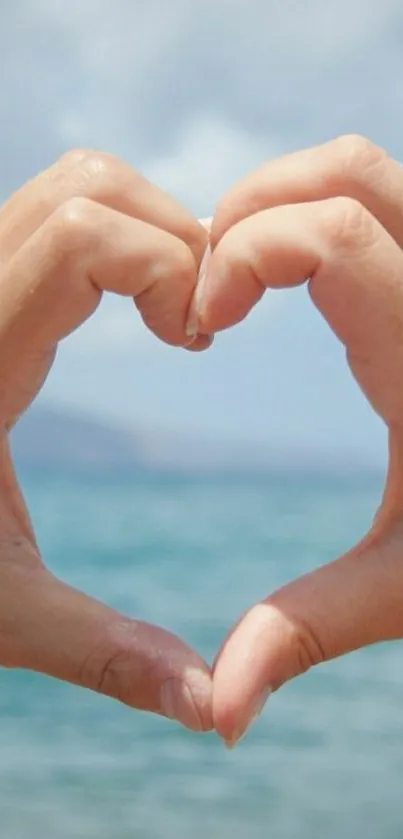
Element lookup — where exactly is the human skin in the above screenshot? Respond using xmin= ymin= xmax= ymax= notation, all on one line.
xmin=1 ymin=135 xmax=403 ymax=748
xmin=190 ymin=134 xmax=403 ymax=745
xmin=0 ymin=149 xmax=213 ymax=733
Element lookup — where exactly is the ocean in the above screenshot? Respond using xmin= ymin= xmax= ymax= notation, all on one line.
xmin=1 ymin=469 xmax=402 ymax=839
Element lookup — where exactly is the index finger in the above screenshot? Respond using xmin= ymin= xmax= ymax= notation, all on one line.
xmin=197 ymin=198 xmax=403 ymax=434
xmin=210 ymin=135 xmax=403 ymax=249
xmin=0 ymin=149 xmax=207 ymax=266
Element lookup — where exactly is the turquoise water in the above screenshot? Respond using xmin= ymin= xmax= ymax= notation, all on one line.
xmin=1 ymin=469 xmax=403 ymax=839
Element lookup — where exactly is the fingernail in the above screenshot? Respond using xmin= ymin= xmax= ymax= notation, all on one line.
xmin=185 ymin=243 xmax=212 ymax=338
xmin=183 ymin=332 xmax=210 ymax=348
xmin=184 ymin=333 xmax=214 ymax=351
xmin=160 ymin=679 xmax=204 ymax=732
xmin=224 ymin=686 xmax=271 ymax=749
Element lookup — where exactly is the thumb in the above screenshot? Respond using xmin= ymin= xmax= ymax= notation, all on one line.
xmin=212 ymin=505 xmax=403 ymax=746
xmin=3 ymin=566 xmax=213 ymax=732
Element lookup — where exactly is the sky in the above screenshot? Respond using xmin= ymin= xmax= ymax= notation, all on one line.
xmin=2 ymin=0 xmax=403 ymax=465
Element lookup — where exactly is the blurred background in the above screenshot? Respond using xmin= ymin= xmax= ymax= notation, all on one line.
xmin=1 ymin=1 xmax=403 ymax=837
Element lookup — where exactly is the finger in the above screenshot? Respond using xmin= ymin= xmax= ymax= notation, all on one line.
xmin=197 ymin=198 xmax=403 ymax=432
xmin=213 ymin=520 xmax=403 ymax=745
xmin=0 ymin=149 xmax=207 ymax=268
xmin=0 ymin=563 xmax=212 ymax=731
xmin=0 ymin=150 xmax=211 ymax=350
xmin=210 ymin=134 xmax=403 ymax=249
xmin=204 ymin=198 xmax=403 ymax=743
xmin=0 ymin=198 xmax=214 ymax=425
xmin=0 ymin=437 xmax=212 ymax=731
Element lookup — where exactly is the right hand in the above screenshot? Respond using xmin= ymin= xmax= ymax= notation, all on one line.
xmin=191 ymin=134 xmax=403 ymax=745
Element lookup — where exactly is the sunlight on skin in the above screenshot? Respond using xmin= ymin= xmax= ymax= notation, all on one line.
xmin=1 ymin=137 xmax=403 ymax=749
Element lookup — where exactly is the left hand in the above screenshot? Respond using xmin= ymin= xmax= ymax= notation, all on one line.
xmin=0 ymin=149 xmax=213 ymax=732
xmin=189 ymin=134 xmax=403 ymax=746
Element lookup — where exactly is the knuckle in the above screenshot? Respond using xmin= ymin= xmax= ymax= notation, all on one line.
xmin=74 ymin=149 xmax=119 ymax=182
xmin=79 ymin=151 xmax=142 ymax=203
xmin=332 ymin=132 xmax=384 ymax=164
xmin=293 ymin=618 xmax=326 ymax=676
xmin=325 ymin=133 xmax=388 ymax=188
xmin=59 ymin=148 xmax=115 ymax=175
xmin=58 ymin=149 xmax=137 ymax=200
xmin=322 ymin=195 xmax=374 ymax=253
xmin=77 ymin=620 xmax=139 ymax=705
xmin=50 ymin=197 xmax=96 ymax=253
xmin=58 ymin=148 xmax=94 ymax=167
xmin=91 ymin=649 xmax=128 ymax=703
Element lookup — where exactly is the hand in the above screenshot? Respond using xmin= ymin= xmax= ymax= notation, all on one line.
xmin=191 ymin=134 xmax=403 ymax=745
xmin=0 ymin=149 xmax=213 ymax=732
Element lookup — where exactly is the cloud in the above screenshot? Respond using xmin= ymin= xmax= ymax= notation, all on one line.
xmin=2 ymin=0 xmax=403 ymax=202
xmin=0 ymin=0 xmax=402 ymax=459
xmin=142 ymin=112 xmax=278 ymax=216
xmin=32 ymin=0 xmax=403 ymax=73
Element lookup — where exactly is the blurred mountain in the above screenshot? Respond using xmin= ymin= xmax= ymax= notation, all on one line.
xmin=10 ymin=404 xmax=265 ymax=475
xmin=9 ymin=403 xmax=384 ymax=477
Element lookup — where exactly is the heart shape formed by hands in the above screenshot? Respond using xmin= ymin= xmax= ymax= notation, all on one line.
xmin=1 ymin=135 xmax=403 ymax=748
